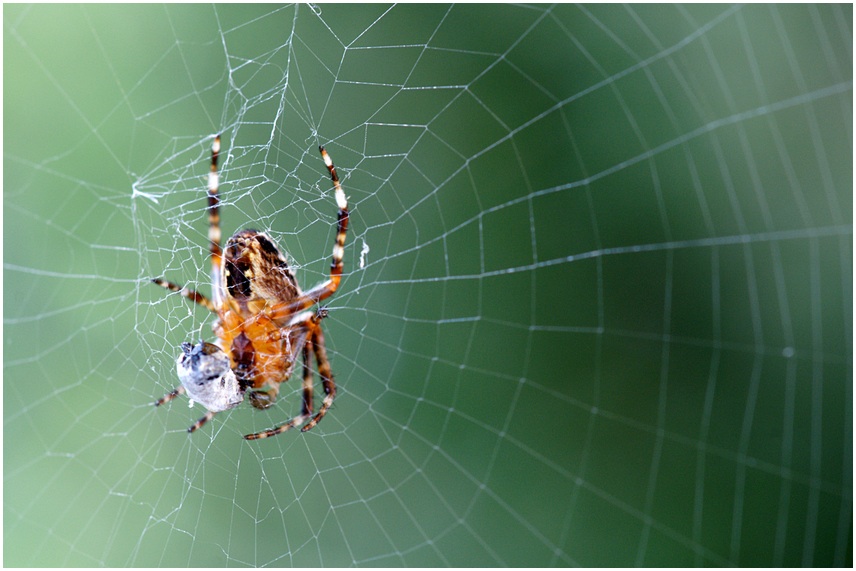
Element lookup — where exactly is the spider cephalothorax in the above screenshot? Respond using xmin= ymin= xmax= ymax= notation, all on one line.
xmin=152 ymin=135 xmax=348 ymax=440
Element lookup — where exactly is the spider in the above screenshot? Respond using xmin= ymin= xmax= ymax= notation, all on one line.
xmin=152 ymin=135 xmax=348 ymax=440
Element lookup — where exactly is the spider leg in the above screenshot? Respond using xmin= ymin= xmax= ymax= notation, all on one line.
xmin=300 ymin=341 xmax=315 ymax=417
xmin=301 ymin=320 xmax=336 ymax=432
xmin=270 ymin=146 xmax=348 ymax=323
xmin=155 ymin=387 xmax=215 ymax=434
xmin=208 ymin=135 xmax=224 ymax=306
xmin=151 ymin=278 xmax=216 ymax=312
xmin=154 ymin=385 xmax=186 ymax=406
xmin=188 ymin=411 xmax=215 ymax=433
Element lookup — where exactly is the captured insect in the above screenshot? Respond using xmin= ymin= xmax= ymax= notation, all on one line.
xmin=152 ymin=135 xmax=348 ymax=440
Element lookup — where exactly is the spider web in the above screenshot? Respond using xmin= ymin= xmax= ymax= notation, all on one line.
xmin=4 ymin=4 xmax=852 ymax=566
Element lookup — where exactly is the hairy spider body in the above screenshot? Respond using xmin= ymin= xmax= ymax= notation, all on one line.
xmin=152 ymin=135 xmax=347 ymax=440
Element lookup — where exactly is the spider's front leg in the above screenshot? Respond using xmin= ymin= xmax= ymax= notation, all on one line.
xmin=154 ymin=385 xmax=186 ymax=407
xmin=151 ymin=278 xmax=216 ymax=313
xmin=154 ymin=382 xmax=218 ymax=433
xmin=188 ymin=411 xmax=216 ymax=433
xmin=270 ymin=146 xmax=348 ymax=321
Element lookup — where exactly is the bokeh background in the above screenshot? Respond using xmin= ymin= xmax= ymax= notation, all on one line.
xmin=5 ymin=4 xmax=852 ymax=566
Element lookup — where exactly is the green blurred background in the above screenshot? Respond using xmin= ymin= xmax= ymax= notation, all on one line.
xmin=4 ymin=4 xmax=852 ymax=566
